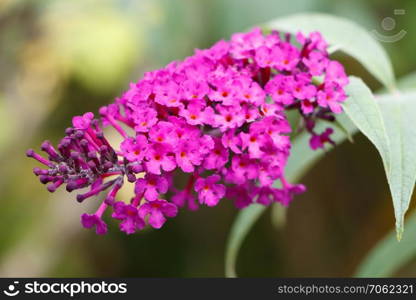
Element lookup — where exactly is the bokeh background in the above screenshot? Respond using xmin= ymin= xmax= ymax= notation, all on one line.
xmin=0 ymin=0 xmax=415 ymax=277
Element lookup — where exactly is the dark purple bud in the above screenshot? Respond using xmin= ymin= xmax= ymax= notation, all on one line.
xmin=33 ymin=167 xmax=49 ymax=176
xmin=58 ymin=138 xmax=72 ymax=158
xmin=128 ymin=163 xmax=143 ymax=173
xmin=66 ymin=178 xmax=89 ymax=192
xmin=47 ymin=179 xmax=64 ymax=193
xmin=26 ymin=149 xmax=54 ymax=167
xmin=127 ymin=173 xmax=136 ymax=183
xmin=58 ymin=164 xmax=69 ymax=174
xmin=39 ymin=175 xmax=55 ymax=184
xmin=41 ymin=141 xmax=61 ymax=161
xmin=79 ymin=139 xmax=90 ymax=155
xmin=104 ymin=178 xmax=123 ymax=205
xmin=96 ymin=132 xmax=111 ymax=148
xmin=76 ymin=178 xmax=117 ymax=202
xmin=91 ymin=119 xmax=102 ymax=133
xmin=70 ymin=151 xmax=80 ymax=159
xmin=88 ymin=160 xmax=99 ymax=174
xmin=74 ymin=130 xmax=84 ymax=139
xmin=102 ymin=161 xmax=114 ymax=172
xmin=65 ymin=127 xmax=74 ymax=135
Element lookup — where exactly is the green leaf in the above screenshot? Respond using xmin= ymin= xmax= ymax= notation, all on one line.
xmin=378 ymin=92 xmax=416 ymax=239
xmin=224 ymin=115 xmax=358 ymax=277
xmin=265 ymin=13 xmax=395 ymax=90
xmin=355 ymin=209 xmax=416 ymax=277
xmin=331 ymin=119 xmax=354 ymax=143
xmin=343 ymin=79 xmax=416 ymax=239
xmin=342 ymin=77 xmax=391 ymax=173
xmin=225 ymin=204 xmax=266 ymax=278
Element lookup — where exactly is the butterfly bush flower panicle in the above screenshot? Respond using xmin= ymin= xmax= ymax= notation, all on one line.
xmin=27 ymin=27 xmax=349 ymax=235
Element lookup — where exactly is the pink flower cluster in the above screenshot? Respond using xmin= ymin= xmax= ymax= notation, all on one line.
xmin=27 ymin=28 xmax=348 ymax=235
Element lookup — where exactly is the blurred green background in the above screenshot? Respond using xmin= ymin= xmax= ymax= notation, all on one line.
xmin=0 ymin=0 xmax=415 ymax=277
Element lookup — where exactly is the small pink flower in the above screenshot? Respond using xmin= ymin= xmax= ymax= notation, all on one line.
xmin=135 ymin=173 xmax=169 ymax=201
xmin=154 ymin=81 xmax=184 ymax=108
xmin=325 ymin=61 xmax=349 ymax=87
xmin=182 ymin=79 xmax=209 ymax=100
xmin=208 ymin=82 xmax=236 ymax=105
xmin=235 ymin=79 xmax=265 ymax=106
xmin=292 ymin=75 xmax=316 ymax=100
xmin=179 ymin=101 xmax=215 ymax=126
xmin=273 ymin=43 xmax=300 ymax=71
xmin=145 ymin=143 xmax=176 ymax=175
xmin=81 ymin=213 xmax=107 ymax=235
xmin=195 ymin=175 xmax=226 ymax=207
xmin=175 ymin=140 xmax=204 ymax=173
xmin=221 ymin=129 xmax=242 ymax=154
xmin=240 ymin=131 xmax=266 ymax=159
xmin=138 ymin=200 xmax=178 ymax=229
xmin=230 ymin=154 xmax=258 ymax=184
xmin=133 ymin=108 xmax=158 ymax=132
xmin=149 ymin=121 xmax=178 ymax=146
xmin=255 ymin=45 xmax=275 ymax=68
xmin=120 ymin=135 xmax=148 ymax=162
xmin=112 ymin=202 xmax=145 ymax=234
xmin=310 ymin=128 xmax=334 ymax=150
xmin=265 ymin=76 xmax=295 ymax=106
xmin=204 ymin=138 xmax=229 ymax=169
xmin=316 ymin=83 xmax=346 ymax=114
xmin=300 ymin=99 xmax=315 ymax=114
xmin=214 ymin=105 xmax=245 ymax=131
xmin=303 ymin=51 xmax=328 ymax=76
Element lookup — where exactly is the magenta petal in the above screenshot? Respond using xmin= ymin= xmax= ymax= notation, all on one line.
xmin=120 ymin=218 xmax=136 ymax=235
xmin=148 ymin=210 xmax=166 ymax=229
xmin=144 ymin=186 xmax=159 ymax=201
xmin=138 ymin=204 xmax=151 ymax=220
xmin=95 ymin=219 xmax=108 ymax=235
xmin=81 ymin=213 xmax=107 ymax=235
xmin=81 ymin=213 xmax=95 ymax=228
xmin=161 ymin=202 xmax=178 ymax=218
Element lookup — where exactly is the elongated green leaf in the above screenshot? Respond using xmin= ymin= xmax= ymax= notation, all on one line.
xmin=344 ymin=80 xmax=416 ymax=238
xmin=224 ymin=115 xmax=358 ymax=277
xmin=355 ymin=209 xmax=416 ymax=277
xmin=378 ymin=92 xmax=416 ymax=239
xmin=265 ymin=13 xmax=395 ymax=90
xmin=225 ymin=204 xmax=266 ymax=278
xmin=354 ymin=85 xmax=416 ymax=277
xmin=343 ymin=77 xmax=391 ymax=173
